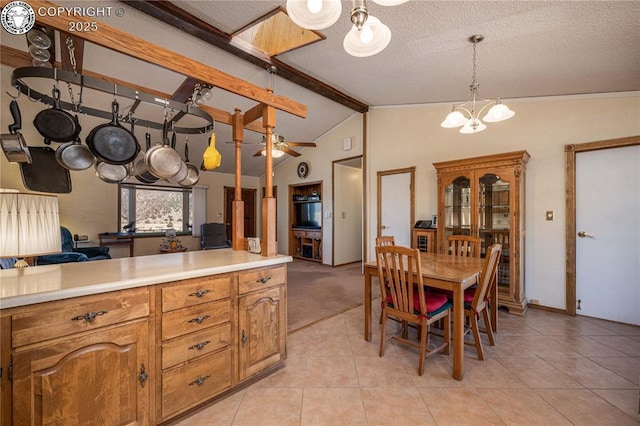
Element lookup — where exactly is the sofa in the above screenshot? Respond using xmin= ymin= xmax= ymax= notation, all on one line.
xmin=36 ymin=227 xmax=111 ymax=265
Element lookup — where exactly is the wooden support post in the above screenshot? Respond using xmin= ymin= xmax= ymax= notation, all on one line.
xmin=262 ymin=102 xmax=277 ymax=256
xmin=232 ymin=108 xmax=245 ymax=250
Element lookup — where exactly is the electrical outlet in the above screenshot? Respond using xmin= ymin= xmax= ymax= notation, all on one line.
xmin=530 ymin=298 xmax=540 ymax=305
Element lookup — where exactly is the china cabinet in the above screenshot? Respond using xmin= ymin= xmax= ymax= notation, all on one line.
xmin=434 ymin=151 xmax=529 ymax=314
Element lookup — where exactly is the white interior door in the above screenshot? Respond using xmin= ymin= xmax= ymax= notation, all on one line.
xmin=576 ymin=145 xmax=640 ymax=325
xmin=380 ymin=172 xmax=411 ymax=247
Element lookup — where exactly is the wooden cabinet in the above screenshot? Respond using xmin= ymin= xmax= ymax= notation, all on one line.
xmin=434 ymin=151 xmax=529 ymax=315
xmin=237 ymin=266 xmax=287 ymax=382
xmin=412 ymin=228 xmax=437 ymax=253
xmin=156 ymin=275 xmax=233 ymax=421
xmin=1 ymin=262 xmax=288 ymax=424
xmin=289 ymin=181 xmax=323 ymax=263
xmin=9 ymin=288 xmax=151 ymax=425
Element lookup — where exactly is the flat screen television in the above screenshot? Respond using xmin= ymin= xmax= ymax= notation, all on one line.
xmin=294 ymin=202 xmax=321 ymax=229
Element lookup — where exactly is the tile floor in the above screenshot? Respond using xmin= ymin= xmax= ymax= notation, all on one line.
xmin=173 ymin=305 xmax=640 ymax=425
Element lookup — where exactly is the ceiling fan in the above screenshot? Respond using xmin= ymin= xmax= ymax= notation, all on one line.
xmin=228 ymin=134 xmax=316 ymax=157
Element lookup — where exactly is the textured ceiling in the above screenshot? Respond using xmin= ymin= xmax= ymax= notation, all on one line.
xmin=3 ymin=1 xmax=639 ymax=177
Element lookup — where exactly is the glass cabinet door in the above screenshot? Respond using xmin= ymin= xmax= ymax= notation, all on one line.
xmin=444 ymin=176 xmax=472 ymax=239
xmin=478 ymin=173 xmax=510 ymax=288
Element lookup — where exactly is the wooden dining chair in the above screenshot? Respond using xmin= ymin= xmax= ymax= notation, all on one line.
xmin=464 ymin=243 xmax=501 ymax=360
xmin=376 ymin=235 xmax=395 ymax=247
xmin=376 ymin=245 xmax=451 ymax=376
xmin=446 ymin=235 xmax=481 ymax=257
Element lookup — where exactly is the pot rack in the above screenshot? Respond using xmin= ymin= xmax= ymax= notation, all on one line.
xmin=11 ymin=67 xmax=215 ymax=135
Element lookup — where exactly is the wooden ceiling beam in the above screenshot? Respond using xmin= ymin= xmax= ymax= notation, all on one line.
xmin=243 ymin=104 xmax=265 ymax=126
xmin=120 ymin=0 xmax=369 ymax=113
xmin=16 ymin=0 xmax=307 ymax=118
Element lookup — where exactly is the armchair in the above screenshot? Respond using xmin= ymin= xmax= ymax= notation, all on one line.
xmin=36 ymin=227 xmax=111 ymax=265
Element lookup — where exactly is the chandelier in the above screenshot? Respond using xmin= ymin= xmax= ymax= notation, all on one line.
xmin=441 ymin=35 xmax=515 ymax=134
xmin=286 ymin=0 xmax=407 ymax=57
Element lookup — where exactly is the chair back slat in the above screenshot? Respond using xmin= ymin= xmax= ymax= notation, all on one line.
xmin=472 ymin=243 xmax=502 ymax=310
xmin=376 ymin=245 xmax=426 ymax=316
xmin=376 ymin=236 xmax=396 ymax=247
xmin=447 ymin=235 xmax=481 ymax=257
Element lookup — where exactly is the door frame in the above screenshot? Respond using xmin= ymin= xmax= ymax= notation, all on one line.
xmin=377 ymin=167 xmax=415 ymax=240
xmin=565 ymin=135 xmax=640 ymax=315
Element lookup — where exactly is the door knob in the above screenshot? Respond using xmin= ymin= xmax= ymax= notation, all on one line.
xmin=577 ymin=231 xmax=594 ymax=238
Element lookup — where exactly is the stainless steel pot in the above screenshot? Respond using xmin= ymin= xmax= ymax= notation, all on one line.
xmin=95 ymin=160 xmax=128 ymax=184
xmin=179 ymin=139 xmax=200 ymax=187
xmin=56 ymin=137 xmax=94 ymax=170
xmin=145 ymin=122 xmax=181 ymax=180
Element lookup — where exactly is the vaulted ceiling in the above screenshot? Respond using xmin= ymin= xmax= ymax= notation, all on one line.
xmin=2 ymin=1 xmax=639 ymax=177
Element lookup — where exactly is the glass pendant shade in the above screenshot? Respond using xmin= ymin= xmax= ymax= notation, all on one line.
xmin=483 ymin=103 xmax=515 ymax=122
xmin=440 ymin=110 xmax=466 ymax=128
xmin=371 ymin=0 xmax=408 ymax=5
xmin=261 ymin=148 xmax=286 ymax=158
xmin=460 ymin=119 xmax=487 ymax=134
xmin=343 ymin=16 xmax=391 ymax=57
xmin=286 ymin=0 xmax=342 ymax=30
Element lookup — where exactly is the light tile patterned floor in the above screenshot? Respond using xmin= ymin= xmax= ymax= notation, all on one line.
xmin=172 ymin=306 xmax=640 ymax=425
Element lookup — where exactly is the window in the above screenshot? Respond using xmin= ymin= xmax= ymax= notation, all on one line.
xmin=119 ymin=184 xmax=192 ymax=235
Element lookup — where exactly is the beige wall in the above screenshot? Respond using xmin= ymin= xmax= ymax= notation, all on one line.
xmin=365 ymin=93 xmax=640 ymax=310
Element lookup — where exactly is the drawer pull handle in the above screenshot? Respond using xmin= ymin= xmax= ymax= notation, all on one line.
xmin=188 ymin=340 xmax=211 ymax=351
xmin=188 ymin=315 xmax=211 ymax=324
xmin=188 ymin=289 xmax=211 ymax=298
xmin=256 ymin=276 xmax=272 ymax=284
xmin=189 ymin=375 xmax=211 ymax=386
xmin=71 ymin=310 xmax=108 ymax=323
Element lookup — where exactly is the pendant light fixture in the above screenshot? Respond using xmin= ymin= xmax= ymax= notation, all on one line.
xmin=286 ymin=0 xmax=405 ymax=57
xmin=441 ymin=35 xmax=515 ymax=134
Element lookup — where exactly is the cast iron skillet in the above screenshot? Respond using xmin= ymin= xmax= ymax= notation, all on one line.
xmin=33 ymin=87 xmax=81 ymax=144
xmin=86 ymin=100 xmax=140 ymax=165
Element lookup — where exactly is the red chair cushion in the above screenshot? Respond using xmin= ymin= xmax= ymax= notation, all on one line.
xmin=384 ymin=291 xmax=449 ymax=316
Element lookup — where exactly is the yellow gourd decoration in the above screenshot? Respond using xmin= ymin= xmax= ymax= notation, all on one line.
xmin=203 ymin=132 xmax=222 ymax=170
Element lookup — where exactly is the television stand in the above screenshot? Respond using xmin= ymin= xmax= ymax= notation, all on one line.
xmin=292 ymin=229 xmax=322 ymax=262
xmin=289 ymin=181 xmax=323 ymax=263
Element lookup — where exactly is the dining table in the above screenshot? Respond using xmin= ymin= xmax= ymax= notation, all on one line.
xmin=364 ymin=251 xmax=492 ymax=380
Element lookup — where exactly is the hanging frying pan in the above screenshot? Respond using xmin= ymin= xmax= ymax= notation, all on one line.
xmin=95 ymin=160 xmax=128 ymax=184
xmin=145 ymin=120 xmax=182 ymax=180
xmin=133 ymin=132 xmax=159 ymax=183
xmin=33 ymin=87 xmax=81 ymax=143
xmin=179 ymin=137 xmax=200 ymax=187
xmin=86 ymin=100 xmax=140 ymax=165
xmin=20 ymin=146 xmax=71 ymax=193
xmin=1 ymin=99 xmax=32 ymax=163
xmin=167 ymin=130 xmax=188 ymax=183
xmin=55 ymin=136 xmax=95 ymax=170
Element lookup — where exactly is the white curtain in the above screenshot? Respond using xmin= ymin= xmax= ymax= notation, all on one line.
xmin=192 ymin=185 xmax=207 ymax=237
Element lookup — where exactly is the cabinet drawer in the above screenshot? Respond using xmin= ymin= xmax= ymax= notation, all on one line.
xmin=306 ymin=231 xmax=321 ymax=239
xmin=161 ymin=275 xmax=231 ymax=312
xmin=162 ymin=300 xmax=230 ymax=341
xmin=162 ymin=348 xmax=231 ymax=419
xmin=12 ymin=287 xmax=149 ymax=348
xmin=292 ymin=230 xmax=306 ymax=238
xmin=237 ymin=266 xmax=286 ymax=295
xmin=162 ymin=323 xmax=230 ymax=370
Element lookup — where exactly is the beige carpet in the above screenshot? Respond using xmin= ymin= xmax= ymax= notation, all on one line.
xmin=287 ymin=259 xmax=379 ymax=333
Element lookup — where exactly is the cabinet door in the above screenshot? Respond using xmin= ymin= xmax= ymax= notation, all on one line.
xmin=12 ymin=320 xmax=150 ymax=425
xmin=439 ymin=174 xmax=473 ymax=251
xmin=238 ymin=286 xmax=286 ymax=381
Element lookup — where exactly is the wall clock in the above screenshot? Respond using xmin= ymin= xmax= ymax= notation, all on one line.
xmin=297 ymin=161 xmax=309 ymax=179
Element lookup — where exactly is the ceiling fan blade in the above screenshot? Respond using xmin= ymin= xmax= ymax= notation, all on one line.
xmin=286 ymin=142 xmax=316 ymax=147
xmin=253 ymin=149 xmax=263 ymax=157
xmin=281 ymin=146 xmax=301 ymax=157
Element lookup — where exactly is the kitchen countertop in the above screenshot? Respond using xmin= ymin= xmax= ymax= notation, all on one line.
xmin=0 ymin=249 xmax=292 ymax=309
